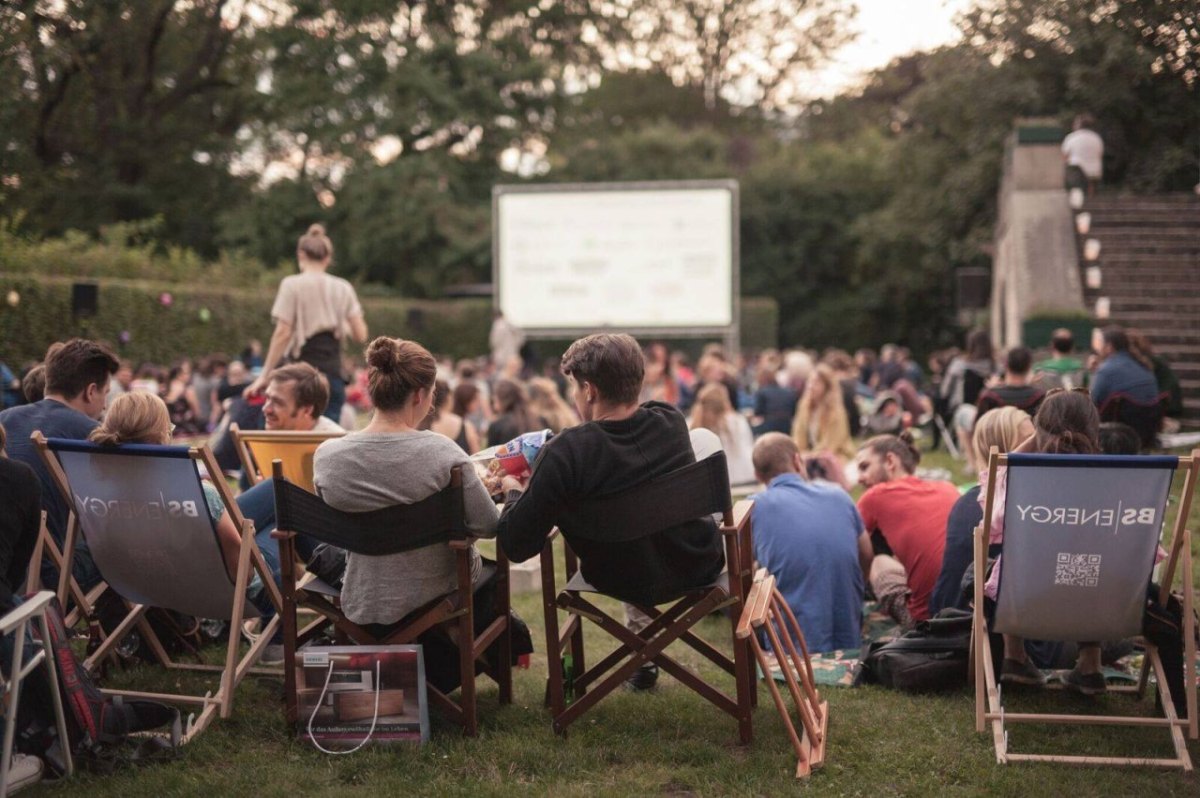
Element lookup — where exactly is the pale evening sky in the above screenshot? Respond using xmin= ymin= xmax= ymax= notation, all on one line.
xmin=805 ymin=0 xmax=976 ymax=97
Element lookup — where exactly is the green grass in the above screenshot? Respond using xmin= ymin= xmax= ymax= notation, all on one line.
xmin=31 ymin=449 xmax=1200 ymax=796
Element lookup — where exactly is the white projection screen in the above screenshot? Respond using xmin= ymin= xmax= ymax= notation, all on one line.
xmin=492 ymin=180 xmax=739 ymax=338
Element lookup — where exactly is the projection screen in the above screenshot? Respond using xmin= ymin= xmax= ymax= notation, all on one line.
xmin=492 ymin=180 xmax=739 ymax=337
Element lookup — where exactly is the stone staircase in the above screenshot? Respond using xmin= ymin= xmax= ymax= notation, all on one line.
xmin=1078 ymin=193 xmax=1200 ymax=427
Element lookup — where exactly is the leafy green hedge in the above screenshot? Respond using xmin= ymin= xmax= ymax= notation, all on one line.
xmin=0 ymin=274 xmax=777 ymax=365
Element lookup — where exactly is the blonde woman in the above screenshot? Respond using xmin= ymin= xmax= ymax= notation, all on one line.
xmin=88 ymin=392 xmax=243 ymax=579
xmin=246 ymin=224 xmax=369 ymax=421
xmin=928 ymin=406 xmax=1033 ymax=616
xmin=792 ymin=364 xmax=854 ymax=460
xmin=688 ymin=382 xmax=755 ymax=485
xmin=528 ymin=377 xmax=578 ymax=434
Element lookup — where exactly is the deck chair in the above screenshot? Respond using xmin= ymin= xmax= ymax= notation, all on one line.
xmin=32 ymin=433 xmax=282 ymax=742
xmin=272 ymin=461 xmax=512 ymax=737
xmin=230 ymin=424 xmax=344 ymax=490
xmin=1098 ymin=392 xmax=1169 ymax=450
xmin=973 ymin=447 xmax=1199 ymax=770
xmin=25 ymin=512 xmax=108 ymax=630
xmin=540 ymin=452 xmax=756 ymax=743
xmin=0 ymin=591 xmax=74 ymax=791
xmin=737 ymin=568 xmax=829 ymax=778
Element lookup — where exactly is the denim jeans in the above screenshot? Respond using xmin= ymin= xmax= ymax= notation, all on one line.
xmin=324 ymin=376 xmax=345 ymax=422
xmin=237 ymin=480 xmax=317 ymax=642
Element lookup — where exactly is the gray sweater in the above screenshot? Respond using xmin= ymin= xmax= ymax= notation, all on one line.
xmin=313 ymin=430 xmax=499 ymax=624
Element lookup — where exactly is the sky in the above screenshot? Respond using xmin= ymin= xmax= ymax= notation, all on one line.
xmin=805 ymin=0 xmax=976 ymax=97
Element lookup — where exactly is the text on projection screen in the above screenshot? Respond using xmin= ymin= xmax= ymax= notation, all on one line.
xmin=497 ymin=188 xmax=733 ymax=330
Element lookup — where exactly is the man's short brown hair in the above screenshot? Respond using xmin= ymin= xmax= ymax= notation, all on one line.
xmin=269 ymin=362 xmax=330 ymax=418
xmin=560 ymin=333 xmax=644 ymax=404
xmin=44 ymin=339 xmax=119 ymax=400
xmin=752 ymin=432 xmax=800 ymax=482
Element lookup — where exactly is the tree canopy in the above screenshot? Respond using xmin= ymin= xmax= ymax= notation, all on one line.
xmin=1 ymin=0 xmax=1196 ymax=352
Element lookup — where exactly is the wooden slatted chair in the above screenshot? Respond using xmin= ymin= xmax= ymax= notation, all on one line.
xmin=33 ymin=433 xmax=282 ymax=742
xmin=736 ymin=567 xmax=829 ymax=778
xmin=540 ymin=452 xmax=756 ymax=743
xmin=272 ymin=461 xmax=512 ymax=737
xmin=973 ymin=447 xmax=1199 ymax=770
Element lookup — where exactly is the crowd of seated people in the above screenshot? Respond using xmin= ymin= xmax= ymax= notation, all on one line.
xmin=1 ymin=314 xmax=1190 ymax=770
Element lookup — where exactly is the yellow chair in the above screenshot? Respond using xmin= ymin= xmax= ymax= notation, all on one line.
xmin=230 ymin=425 xmax=344 ymax=492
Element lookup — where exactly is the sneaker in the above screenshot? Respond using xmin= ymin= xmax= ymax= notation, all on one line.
xmin=259 ymin=643 xmax=285 ymax=667
xmin=1063 ymin=667 xmax=1107 ymax=696
xmin=1001 ymin=657 xmax=1046 ymax=687
xmin=625 ymin=662 xmax=658 ymax=692
xmin=6 ymin=753 xmax=44 ymax=794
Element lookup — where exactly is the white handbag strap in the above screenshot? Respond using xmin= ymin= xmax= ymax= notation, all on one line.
xmin=306 ymin=660 xmax=381 ymax=755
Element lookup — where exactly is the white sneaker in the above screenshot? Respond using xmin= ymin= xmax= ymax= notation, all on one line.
xmin=6 ymin=753 xmax=44 ymax=794
xmin=259 ymin=643 xmax=285 ymax=666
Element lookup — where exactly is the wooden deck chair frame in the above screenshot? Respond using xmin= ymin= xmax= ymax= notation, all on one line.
xmin=230 ymin=424 xmax=344 ymax=490
xmin=540 ymin=453 xmax=757 ymax=743
xmin=0 ymin=591 xmax=74 ymax=791
xmin=25 ymin=511 xmax=108 ymax=631
xmin=272 ymin=461 xmax=512 ymax=737
xmin=972 ymin=446 xmax=1199 ymax=770
xmin=32 ymin=432 xmax=283 ymax=743
xmin=737 ymin=568 xmax=829 ymax=778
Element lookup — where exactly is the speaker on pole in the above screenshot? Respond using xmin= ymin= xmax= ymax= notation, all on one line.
xmin=72 ymin=283 xmax=99 ymax=317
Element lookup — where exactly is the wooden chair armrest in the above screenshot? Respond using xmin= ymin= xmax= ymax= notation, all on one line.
xmin=271 ymin=529 xmax=296 ymax=541
xmin=448 ymin=539 xmax=472 ymax=551
xmin=720 ymin=499 xmax=753 ymax=535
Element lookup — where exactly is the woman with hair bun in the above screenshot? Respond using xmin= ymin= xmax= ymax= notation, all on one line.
xmin=312 ymin=337 xmax=502 ymax=689
xmin=246 ymin=224 xmax=369 ymax=421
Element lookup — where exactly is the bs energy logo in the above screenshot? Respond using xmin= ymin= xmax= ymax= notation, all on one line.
xmin=73 ymin=493 xmax=201 ymax=520
xmin=1013 ymin=504 xmax=1158 ymax=529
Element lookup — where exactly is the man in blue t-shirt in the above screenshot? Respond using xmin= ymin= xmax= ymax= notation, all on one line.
xmin=1090 ymin=326 xmax=1159 ymax=407
xmin=0 ymin=339 xmax=118 ymax=588
xmin=750 ymin=433 xmax=872 ymax=653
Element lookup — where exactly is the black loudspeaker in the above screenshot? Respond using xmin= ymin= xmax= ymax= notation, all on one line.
xmin=72 ymin=282 xmax=99 ymax=317
xmin=956 ymin=267 xmax=990 ymax=310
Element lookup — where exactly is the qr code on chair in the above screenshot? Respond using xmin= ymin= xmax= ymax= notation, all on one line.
xmin=1054 ymin=553 xmax=1101 ymax=587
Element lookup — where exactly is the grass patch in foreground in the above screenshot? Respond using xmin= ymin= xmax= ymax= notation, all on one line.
xmin=30 ymin=447 xmax=1200 ymax=796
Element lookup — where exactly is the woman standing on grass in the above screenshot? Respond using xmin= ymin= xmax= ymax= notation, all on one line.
xmin=245 ymin=224 xmax=368 ymax=421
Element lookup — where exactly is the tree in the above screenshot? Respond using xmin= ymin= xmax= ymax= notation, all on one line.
xmin=614 ymin=0 xmax=856 ymax=112
xmin=0 ymin=1 xmax=257 ymax=249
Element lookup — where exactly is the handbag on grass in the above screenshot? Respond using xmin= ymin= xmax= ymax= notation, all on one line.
xmin=298 ymin=645 xmax=429 ymax=752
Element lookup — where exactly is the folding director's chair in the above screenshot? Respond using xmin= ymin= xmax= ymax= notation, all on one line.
xmin=230 ymin=424 xmax=343 ymax=491
xmin=272 ymin=462 xmax=512 ymax=737
xmin=540 ymin=452 xmax=757 ymax=743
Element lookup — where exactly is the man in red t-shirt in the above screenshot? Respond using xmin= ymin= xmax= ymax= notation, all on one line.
xmin=856 ymin=432 xmax=959 ymax=626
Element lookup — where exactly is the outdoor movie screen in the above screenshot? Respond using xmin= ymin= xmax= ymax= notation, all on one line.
xmin=493 ymin=181 xmax=737 ymax=333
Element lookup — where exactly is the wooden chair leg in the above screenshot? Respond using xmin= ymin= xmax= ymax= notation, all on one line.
xmin=458 ymin=609 xmax=477 ymax=737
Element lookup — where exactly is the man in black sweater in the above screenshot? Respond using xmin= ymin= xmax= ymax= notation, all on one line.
xmin=497 ymin=333 xmax=724 ymax=690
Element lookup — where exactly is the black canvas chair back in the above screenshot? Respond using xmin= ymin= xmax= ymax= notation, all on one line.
xmin=561 ymin=452 xmax=732 ymax=544
xmin=45 ymin=437 xmax=253 ymax=621
xmin=1099 ymin=392 xmax=1167 ymax=450
xmin=273 ymin=466 xmax=466 ymax=555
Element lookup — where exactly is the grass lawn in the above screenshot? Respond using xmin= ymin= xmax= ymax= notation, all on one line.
xmin=30 ymin=448 xmax=1200 ymax=796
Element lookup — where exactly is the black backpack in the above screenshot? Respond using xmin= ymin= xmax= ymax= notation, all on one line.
xmin=25 ymin=596 xmax=181 ymax=774
xmin=855 ymin=609 xmax=973 ymax=692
